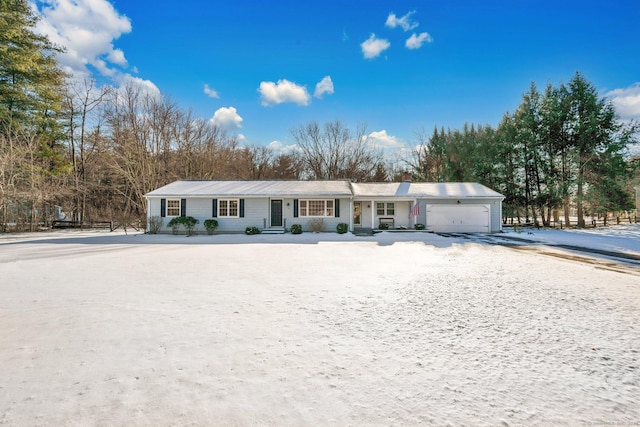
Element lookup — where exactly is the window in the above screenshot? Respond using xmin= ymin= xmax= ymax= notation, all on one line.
xmin=219 ymin=199 xmax=239 ymax=217
xmin=167 ymin=199 xmax=180 ymax=217
xmin=376 ymin=202 xmax=395 ymax=216
xmin=300 ymin=199 xmax=334 ymax=217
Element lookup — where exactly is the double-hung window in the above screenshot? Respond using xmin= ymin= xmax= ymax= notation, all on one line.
xmin=299 ymin=199 xmax=334 ymax=217
xmin=218 ymin=199 xmax=239 ymax=217
xmin=166 ymin=199 xmax=181 ymax=217
xmin=376 ymin=202 xmax=395 ymax=216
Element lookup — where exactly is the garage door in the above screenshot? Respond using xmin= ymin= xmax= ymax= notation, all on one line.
xmin=426 ymin=204 xmax=490 ymax=233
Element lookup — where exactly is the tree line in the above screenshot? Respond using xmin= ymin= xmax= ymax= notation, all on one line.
xmin=1 ymin=0 xmax=637 ymax=231
xmin=408 ymin=76 xmax=639 ymax=227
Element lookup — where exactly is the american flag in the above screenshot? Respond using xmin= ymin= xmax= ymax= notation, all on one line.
xmin=409 ymin=203 xmax=420 ymax=218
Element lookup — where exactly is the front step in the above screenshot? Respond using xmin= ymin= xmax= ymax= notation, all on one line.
xmin=353 ymin=227 xmax=375 ymax=236
xmin=261 ymin=228 xmax=286 ymax=234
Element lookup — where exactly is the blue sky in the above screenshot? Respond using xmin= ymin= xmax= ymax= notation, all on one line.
xmin=34 ymin=0 xmax=640 ymax=152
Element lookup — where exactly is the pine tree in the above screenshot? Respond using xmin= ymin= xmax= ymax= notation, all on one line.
xmin=0 ymin=0 xmax=67 ymax=135
xmin=0 ymin=0 xmax=69 ymax=230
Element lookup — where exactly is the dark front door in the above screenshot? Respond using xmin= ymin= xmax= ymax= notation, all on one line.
xmin=271 ymin=199 xmax=283 ymax=227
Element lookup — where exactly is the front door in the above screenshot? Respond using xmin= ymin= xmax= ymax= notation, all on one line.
xmin=354 ymin=202 xmax=361 ymax=226
xmin=271 ymin=199 xmax=283 ymax=227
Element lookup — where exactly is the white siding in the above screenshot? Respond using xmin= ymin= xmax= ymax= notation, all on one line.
xmin=288 ymin=197 xmax=350 ymax=232
xmin=147 ymin=196 xmax=352 ymax=233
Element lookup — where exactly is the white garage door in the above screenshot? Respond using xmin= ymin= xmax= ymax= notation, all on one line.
xmin=426 ymin=204 xmax=490 ymax=233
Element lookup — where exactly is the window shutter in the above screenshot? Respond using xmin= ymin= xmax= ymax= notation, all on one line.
xmin=335 ymin=199 xmax=340 ymax=217
xmin=180 ymin=199 xmax=186 ymax=217
xmin=293 ymin=199 xmax=298 ymax=218
xmin=212 ymin=199 xmax=217 ymax=217
xmin=160 ymin=198 xmax=166 ymax=217
xmin=239 ymin=199 xmax=245 ymax=217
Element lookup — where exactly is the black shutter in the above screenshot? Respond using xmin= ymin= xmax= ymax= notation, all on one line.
xmin=335 ymin=199 xmax=340 ymax=217
xmin=160 ymin=198 xmax=166 ymax=217
xmin=293 ymin=199 xmax=298 ymax=218
xmin=239 ymin=199 xmax=245 ymax=217
xmin=180 ymin=199 xmax=186 ymax=217
xmin=212 ymin=199 xmax=217 ymax=217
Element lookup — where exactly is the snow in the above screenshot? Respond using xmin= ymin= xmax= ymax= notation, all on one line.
xmin=503 ymin=223 xmax=640 ymax=254
xmin=1 ymin=227 xmax=639 ymax=425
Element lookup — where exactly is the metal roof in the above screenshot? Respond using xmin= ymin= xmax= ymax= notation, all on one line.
xmin=351 ymin=182 xmax=504 ymax=198
xmin=145 ymin=180 xmax=353 ymax=197
xmin=146 ymin=180 xmax=504 ymax=199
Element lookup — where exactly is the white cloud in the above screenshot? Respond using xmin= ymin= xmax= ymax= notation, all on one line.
xmin=121 ymin=74 xmax=161 ymax=99
xmin=405 ymin=32 xmax=433 ymax=49
xmin=204 ymin=84 xmax=220 ymax=99
xmin=361 ymin=34 xmax=390 ymax=60
xmin=367 ymin=130 xmax=405 ymax=150
xmin=314 ymin=76 xmax=334 ymax=99
xmin=268 ymin=140 xmax=299 ymax=155
xmin=258 ymin=79 xmax=311 ymax=106
xmin=606 ymin=83 xmax=640 ymax=121
xmin=210 ymin=106 xmax=243 ymax=131
xmin=385 ymin=11 xmax=419 ymax=32
xmin=35 ymin=0 xmax=132 ymax=80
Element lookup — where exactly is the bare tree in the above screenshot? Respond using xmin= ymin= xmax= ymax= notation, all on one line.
xmin=290 ymin=120 xmax=383 ymax=181
xmin=65 ymin=78 xmax=111 ymax=221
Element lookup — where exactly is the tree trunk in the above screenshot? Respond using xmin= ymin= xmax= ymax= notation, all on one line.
xmin=563 ymin=197 xmax=571 ymax=228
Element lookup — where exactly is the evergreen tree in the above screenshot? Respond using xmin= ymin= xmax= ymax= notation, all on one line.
xmin=564 ymin=72 xmax=635 ymax=227
xmin=0 ymin=0 xmax=69 ymax=230
xmin=0 ymin=0 xmax=67 ymax=135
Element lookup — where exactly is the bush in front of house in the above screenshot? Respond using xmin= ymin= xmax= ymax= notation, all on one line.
xmin=378 ymin=222 xmax=390 ymax=230
xmin=414 ymin=223 xmax=426 ymax=230
xmin=203 ymin=219 xmax=219 ymax=235
xmin=245 ymin=226 xmax=260 ymax=235
xmin=147 ymin=216 xmax=163 ymax=234
xmin=308 ymin=218 xmax=325 ymax=233
xmin=336 ymin=223 xmax=348 ymax=234
xmin=290 ymin=224 xmax=303 ymax=234
xmin=167 ymin=217 xmax=182 ymax=235
xmin=182 ymin=216 xmax=199 ymax=236
xmin=167 ymin=216 xmax=199 ymax=236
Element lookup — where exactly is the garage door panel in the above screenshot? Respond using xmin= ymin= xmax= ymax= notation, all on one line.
xmin=426 ymin=204 xmax=490 ymax=233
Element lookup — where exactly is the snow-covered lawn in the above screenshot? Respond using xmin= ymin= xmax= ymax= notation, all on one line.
xmin=1 ymin=227 xmax=639 ymax=426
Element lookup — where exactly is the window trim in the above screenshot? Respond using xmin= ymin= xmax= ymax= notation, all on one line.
xmin=376 ymin=202 xmax=395 ymax=216
xmin=299 ymin=199 xmax=334 ymax=217
xmin=218 ymin=198 xmax=240 ymax=218
xmin=166 ymin=199 xmax=181 ymax=217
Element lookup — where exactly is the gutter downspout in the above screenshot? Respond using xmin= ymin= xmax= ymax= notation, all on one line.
xmin=145 ymin=197 xmax=150 ymax=233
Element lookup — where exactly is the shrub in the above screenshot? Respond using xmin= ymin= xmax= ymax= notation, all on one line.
xmin=203 ymin=218 xmax=219 ymax=235
xmin=167 ymin=217 xmax=182 ymax=235
xmin=245 ymin=226 xmax=260 ymax=235
xmin=336 ymin=223 xmax=348 ymax=234
xmin=167 ymin=216 xmax=199 ymax=236
xmin=147 ymin=216 xmax=163 ymax=234
xmin=307 ymin=218 xmax=325 ymax=233
xmin=182 ymin=216 xmax=199 ymax=236
xmin=290 ymin=224 xmax=303 ymax=234
xmin=378 ymin=222 xmax=390 ymax=230
xmin=414 ymin=223 xmax=426 ymax=230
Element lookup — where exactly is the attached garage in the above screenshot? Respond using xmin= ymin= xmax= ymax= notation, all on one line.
xmin=409 ymin=182 xmax=504 ymax=233
xmin=426 ymin=204 xmax=490 ymax=233
xmin=352 ymin=182 xmax=504 ymax=233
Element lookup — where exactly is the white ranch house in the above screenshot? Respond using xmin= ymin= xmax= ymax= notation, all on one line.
xmin=145 ymin=180 xmax=505 ymax=234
